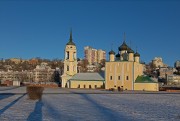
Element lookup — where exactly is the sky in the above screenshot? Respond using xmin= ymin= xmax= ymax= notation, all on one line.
xmin=0 ymin=0 xmax=179 ymax=66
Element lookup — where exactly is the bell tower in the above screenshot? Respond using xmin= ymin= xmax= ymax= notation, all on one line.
xmin=61 ymin=29 xmax=77 ymax=88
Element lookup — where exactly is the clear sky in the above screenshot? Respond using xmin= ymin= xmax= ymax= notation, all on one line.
xmin=0 ymin=0 xmax=179 ymax=66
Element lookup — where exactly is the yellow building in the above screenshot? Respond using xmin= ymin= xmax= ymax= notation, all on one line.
xmin=69 ymin=73 xmax=104 ymax=89
xmin=61 ymin=30 xmax=78 ymax=88
xmin=61 ymin=30 xmax=105 ymax=89
xmin=105 ymin=36 xmax=159 ymax=91
xmin=62 ymin=32 xmax=158 ymax=91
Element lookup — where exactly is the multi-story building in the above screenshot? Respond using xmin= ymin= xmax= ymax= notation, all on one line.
xmin=158 ymin=67 xmax=174 ymax=79
xmin=152 ymin=57 xmax=168 ymax=68
xmin=167 ymin=75 xmax=180 ymax=85
xmin=33 ymin=62 xmax=55 ymax=83
xmin=84 ymin=46 xmax=106 ymax=65
xmin=174 ymin=60 xmax=180 ymax=68
xmin=97 ymin=49 xmax=106 ymax=63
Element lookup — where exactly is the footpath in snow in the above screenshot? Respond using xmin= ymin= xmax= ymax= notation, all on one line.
xmin=0 ymin=87 xmax=180 ymax=121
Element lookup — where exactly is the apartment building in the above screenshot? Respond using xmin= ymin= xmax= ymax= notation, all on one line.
xmin=84 ymin=46 xmax=106 ymax=65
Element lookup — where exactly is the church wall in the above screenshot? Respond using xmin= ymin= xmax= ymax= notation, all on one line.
xmin=105 ymin=61 xmax=134 ymax=90
xmin=134 ymin=83 xmax=159 ymax=91
xmin=69 ymin=80 xmax=104 ymax=89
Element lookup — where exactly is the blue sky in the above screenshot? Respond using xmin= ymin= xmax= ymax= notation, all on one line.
xmin=0 ymin=0 xmax=179 ymax=66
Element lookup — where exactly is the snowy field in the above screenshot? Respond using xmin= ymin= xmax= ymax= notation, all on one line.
xmin=0 ymin=87 xmax=180 ymax=121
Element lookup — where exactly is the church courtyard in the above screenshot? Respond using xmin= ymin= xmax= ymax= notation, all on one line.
xmin=0 ymin=87 xmax=180 ymax=121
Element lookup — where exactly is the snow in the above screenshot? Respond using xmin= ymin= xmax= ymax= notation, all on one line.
xmin=0 ymin=87 xmax=180 ymax=121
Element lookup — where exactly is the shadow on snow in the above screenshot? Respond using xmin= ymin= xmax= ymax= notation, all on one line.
xmin=0 ymin=94 xmax=26 ymax=116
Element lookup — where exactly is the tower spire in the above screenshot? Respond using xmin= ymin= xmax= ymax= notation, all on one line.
xmin=69 ymin=28 xmax=73 ymax=42
xmin=123 ymin=32 xmax=126 ymax=42
xmin=66 ymin=28 xmax=75 ymax=45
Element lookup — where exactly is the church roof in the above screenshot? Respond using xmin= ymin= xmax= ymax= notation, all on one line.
xmin=109 ymin=50 xmax=115 ymax=55
xmin=118 ymin=41 xmax=129 ymax=51
xmin=127 ymin=47 xmax=134 ymax=53
xmin=115 ymin=53 xmax=120 ymax=57
xmin=134 ymin=51 xmax=140 ymax=57
xmin=135 ymin=75 xmax=157 ymax=83
xmin=66 ymin=29 xmax=76 ymax=46
xmin=70 ymin=72 xmax=105 ymax=81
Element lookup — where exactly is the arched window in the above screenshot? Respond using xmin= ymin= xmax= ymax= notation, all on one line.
xmin=67 ymin=52 xmax=69 ymax=59
xmin=67 ymin=66 xmax=69 ymax=71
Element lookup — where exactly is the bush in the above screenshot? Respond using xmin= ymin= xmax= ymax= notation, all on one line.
xmin=26 ymin=86 xmax=44 ymax=100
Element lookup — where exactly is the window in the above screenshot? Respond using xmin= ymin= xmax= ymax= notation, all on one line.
xmin=74 ymin=52 xmax=76 ymax=59
xmin=110 ymin=76 xmax=112 ymax=80
xmin=126 ymin=76 xmax=129 ymax=80
xmin=67 ymin=52 xmax=69 ymax=59
xmin=67 ymin=66 xmax=69 ymax=71
xmin=95 ymin=85 xmax=97 ymax=88
xmin=118 ymin=76 xmax=120 ymax=80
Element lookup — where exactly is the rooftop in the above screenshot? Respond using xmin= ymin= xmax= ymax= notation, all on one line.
xmin=70 ymin=72 xmax=105 ymax=81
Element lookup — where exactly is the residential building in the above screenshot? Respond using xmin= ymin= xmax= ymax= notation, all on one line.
xmin=158 ymin=67 xmax=174 ymax=79
xmin=84 ymin=46 xmax=106 ymax=65
xmin=33 ymin=62 xmax=55 ymax=82
xmin=9 ymin=58 xmax=22 ymax=64
xmin=174 ymin=60 xmax=180 ymax=68
xmin=152 ymin=57 xmax=168 ymax=68
xmin=167 ymin=75 xmax=180 ymax=85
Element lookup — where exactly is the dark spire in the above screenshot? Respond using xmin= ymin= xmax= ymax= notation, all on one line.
xmin=109 ymin=43 xmax=115 ymax=55
xmin=134 ymin=46 xmax=140 ymax=57
xmin=69 ymin=28 xmax=72 ymax=42
xmin=123 ymin=32 xmax=126 ymax=42
xmin=66 ymin=28 xmax=75 ymax=46
xmin=119 ymin=33 xmax=129 ymax=51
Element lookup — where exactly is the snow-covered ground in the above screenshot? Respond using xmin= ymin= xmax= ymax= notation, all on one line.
xmin=0 ymin=87 xmax=180 ymax=121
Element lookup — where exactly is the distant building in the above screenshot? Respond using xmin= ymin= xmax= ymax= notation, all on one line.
xmin=28 ymin=58 xmax=39 ymax=65
xmin=167 ymin=75 xmax=180 ymax=85
xmin=158 ymin=67 xmax=174 ymax=79
xmin=152 ymin=57 xmax=168 ymax=68
xmin=84 ymin=46 xmax=106 ymax=65
xmin=33 ymin=62 xmax=55 ymax=82
xmin=9 ymin=58 xmax=22 ymax=64
xmin=174 ymin=60 xmax=180 ymax=68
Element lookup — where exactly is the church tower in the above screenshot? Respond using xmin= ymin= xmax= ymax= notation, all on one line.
xmin=61 ymin=30 xmax=77 ymax=88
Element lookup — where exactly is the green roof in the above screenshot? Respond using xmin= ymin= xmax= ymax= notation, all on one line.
xmin=135 ymin=75 xmax=157 ymax=83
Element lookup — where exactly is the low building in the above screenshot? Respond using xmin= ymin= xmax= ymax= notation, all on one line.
xmin=167 ymin=75 xmax=180 ymax=85
xmin=134 ymin=75 xmax=159 ymax=91
xmin=69 ymin=73 xmax=104 ymax=89
xmin=13 ymin=80 xmax=21 ymax=86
